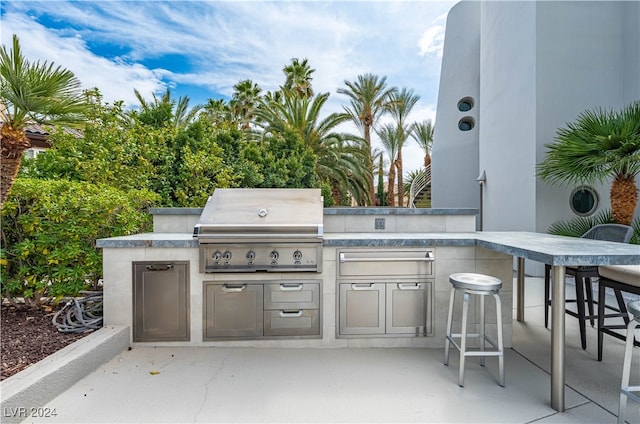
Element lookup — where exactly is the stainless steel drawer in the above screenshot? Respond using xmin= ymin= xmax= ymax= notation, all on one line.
xmin=264 ymin=281 xmax=320 ymax=310
xmin=338 ymin=249 xmax=434 ymax=278
xmin=264 ymin=309 xmax=319 ymax=336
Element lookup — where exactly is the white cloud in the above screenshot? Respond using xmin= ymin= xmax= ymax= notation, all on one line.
xmin=0 ymin=12 xmax=165 ymax=106
xmin=0 ymin=0 xmax=456 ymax=173
xmin=418 ymin=11 xmax=449 ymax=58
xmin=419 ymin=24 xmax=446 ymax=57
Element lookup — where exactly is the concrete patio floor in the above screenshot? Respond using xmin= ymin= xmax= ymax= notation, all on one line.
xmin=23 ymin=277 xmax=640 ymax=423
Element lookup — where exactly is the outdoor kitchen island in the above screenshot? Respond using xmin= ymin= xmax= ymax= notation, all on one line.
xmin=98 ymin=202 xmax=503 ymax=349
xmin=98 ymin=198 xmax=640 ymax=413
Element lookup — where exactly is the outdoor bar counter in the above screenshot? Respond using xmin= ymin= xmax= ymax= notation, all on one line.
xmin=324 ymin=231 xmax=640 ymax=412
xmin=98 ymin=225 xmax=640 ymax=413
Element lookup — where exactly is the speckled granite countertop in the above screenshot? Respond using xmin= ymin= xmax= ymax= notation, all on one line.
xmin=96 ymin=231 xmax=639 ymax=266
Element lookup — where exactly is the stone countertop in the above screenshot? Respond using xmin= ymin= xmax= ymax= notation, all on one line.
xmin=323 ymin=208 xmax=478 ymax=215
xmin=475 ymin=231 xmax=640 ymax=266
xmin=96 ymin=233 xmax=198 ymax=248
xmin=148 ymin=207 xmax=479 ymax=216
xmin=97 ymin=231 xmax=640 ymax=266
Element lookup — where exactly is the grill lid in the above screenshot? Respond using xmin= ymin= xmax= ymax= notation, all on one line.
xmin=194 ymin=188 xmax=323 ymax=243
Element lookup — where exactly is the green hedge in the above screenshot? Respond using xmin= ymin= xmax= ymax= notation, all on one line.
xmin=1 ymin=178 xmax=157 ymax=305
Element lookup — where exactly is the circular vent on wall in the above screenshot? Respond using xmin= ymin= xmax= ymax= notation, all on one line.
xmin=458 ymin=117 xmax=475 ymax=131
xmin=457 ymin=97 xmax=474 ymax=112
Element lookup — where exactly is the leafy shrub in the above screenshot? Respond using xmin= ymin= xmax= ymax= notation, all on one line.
xmin=1 ymin=178 xmax=158 ymax=305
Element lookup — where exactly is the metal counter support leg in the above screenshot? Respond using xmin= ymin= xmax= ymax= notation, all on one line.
xmin=551 ymin=265 xmax=566 ymax=412
xmin=517 ymin=257 xmax=525 ymax=322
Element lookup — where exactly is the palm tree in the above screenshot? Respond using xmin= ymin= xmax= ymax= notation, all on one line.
xmin=255 ymin=91 xmax=371 ymax=205
xmin=201 ymin=98 xmax=231 ymax=126
xmin=386 ymin=87 xmax=419 ymax=207
xmin=410 ymin=119 xmax=435 ymax=168
xmin=282 ymin=58 xmax=315 ymax=98
xmin=373 ymin=148 xmax=388 ymax=206
xmin=230 ymin=79 xmax=262 ymax=130
xmin=338 ymin=74 xmax=396 ymax=205
xmin=376 ymin=123 xmax=401 ymax=207
xmin=537 ymin=101 xmax=640 ymax=225
xmin=0 ymin=34 xmax=89 ymax=205
xmin=133 ymin=88 xmax=202 ymax=128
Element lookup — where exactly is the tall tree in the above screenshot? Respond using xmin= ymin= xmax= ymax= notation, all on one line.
xmin=376 ymin=123 xmax=401 ymax=207
xmin=282 ymin=58 xmax=315 ymax=98
xmin=133 ymin=88 xmax=201 ymax=128
xmin=537 ymin=101 xmax=640 ymax=225
xmin=387 ymin=87 xmax=419 ymax=207
xmin=410 ymin=119 xmax=435 ymax=168
xmin=338 ymin=74 xmax=396 ymax=205
xmin=201 ymin=98 xmax=231 ymax=126
xmin=373 ymin=148 xmax=388 ymax=206
xmin=230 ymin=79 xmax=262 ymax=130
xmin=0 ymin=34 xmax=89 ymax=205
xmin=255 ymin=91 xmax=371 ymax=205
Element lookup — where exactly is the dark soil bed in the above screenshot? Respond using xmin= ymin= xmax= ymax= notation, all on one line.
xmin=1 ymin=304 xmax=95 ymax=381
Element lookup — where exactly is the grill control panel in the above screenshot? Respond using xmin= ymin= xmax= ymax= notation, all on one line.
xmin=200 ymin=243 xmax=322 ymax=273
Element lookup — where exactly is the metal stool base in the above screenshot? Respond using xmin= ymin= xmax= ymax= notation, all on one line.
xmin=618 ymin=303 xmax=640 ymax=424
xmin=444 ymin=278 xmax=505 ymax=388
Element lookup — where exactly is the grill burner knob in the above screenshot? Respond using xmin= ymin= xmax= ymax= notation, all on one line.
xmin=212 ymin=251 xmax=222 ymax=261
xmin=246 ymin=250 xmax=255 ymax=260
xmin=293 ymin=250 xmax=303 ymax=261
xmin=269 ymin=250 xmax=279 ymax=261
xmin=222 ymin=251 xmax=232 ymax=261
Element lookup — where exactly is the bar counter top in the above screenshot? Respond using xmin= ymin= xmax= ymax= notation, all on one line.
xmin=97 ymin=231 xmax=639 ymax=266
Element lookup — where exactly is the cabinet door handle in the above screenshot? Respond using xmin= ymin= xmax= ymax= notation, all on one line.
xmin=351 ymin=283 xmax=375 ymax=290
xmin=397 ymin=283 xmax=422 ymax=290
xmin=145 ymin=264 xmax=174 ymax=271
xmin=279 ymin=283 xmax=304 ymax=291
xmin=279 ymin=310 xmax=303 ymax=318
xmin=222 ymin=284 xmax=247 ymax=292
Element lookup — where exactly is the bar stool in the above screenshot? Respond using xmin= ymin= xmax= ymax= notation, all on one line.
xmin=444 ymin=272 xmax=504 ymax=387
xmin=618 ymin=300 xmax=640 ymax=424
xmin=597 ymin=265 xmax=640 ymax=361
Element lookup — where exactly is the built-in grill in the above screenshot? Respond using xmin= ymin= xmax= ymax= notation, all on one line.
xmin=193 ymin=188 xmax=323 ymax=273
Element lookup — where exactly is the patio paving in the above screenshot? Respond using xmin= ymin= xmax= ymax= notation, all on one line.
xmin=22 ymin=277 xmax=640 ymax=423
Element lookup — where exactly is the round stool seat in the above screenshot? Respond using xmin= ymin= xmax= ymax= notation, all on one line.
xmin=628 ymin=300 xmax=640 ymax=321
xmin=449 ymin=273 xmax=502 ymax=292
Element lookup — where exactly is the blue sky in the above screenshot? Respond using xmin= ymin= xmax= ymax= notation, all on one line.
xmin=1 ymin=0 xmax=457 ymax=173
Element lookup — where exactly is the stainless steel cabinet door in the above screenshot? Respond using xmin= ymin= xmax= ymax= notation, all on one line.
xmin=339 ymin=283 xmax=385 ymax=335
xmin=133 ymin=262 xmax=190 ymax=342
xmin=204 ymin=282 xmax=264 ymax=340
xmin=385 ymin=282 xmax=430 ymax=335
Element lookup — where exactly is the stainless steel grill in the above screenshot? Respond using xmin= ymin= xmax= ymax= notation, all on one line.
xmin=193 ymin=188 xmax=323 ymax=272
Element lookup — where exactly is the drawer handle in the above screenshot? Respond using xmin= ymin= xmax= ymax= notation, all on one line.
xmin=397 ymin=283 xmax=422 ymax=290
xmin=339 ymin=252 xmax=434 ymax=263
xmin=145 ymin=264 xmax=174 ymax=271
xmin=351 ymin=283 xmax=375 ymax=290
xmin=279 ymin=310 xmax=303 ymax=318
xmin=222 ymin=284 xmax=247 ymax=292
xmin=279 ymin=284 xmax=304 ymax=291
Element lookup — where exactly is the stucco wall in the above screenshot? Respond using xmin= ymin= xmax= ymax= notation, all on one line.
xmin=479 ymin=1 xmax=537 ymax=232
xmin=433 ymin=1 xmax=640 ymax=239
xmin=431 ymin=1 xmax=481 ymax=212
xmin=534 ymin=1 xmax=640 ymax=235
